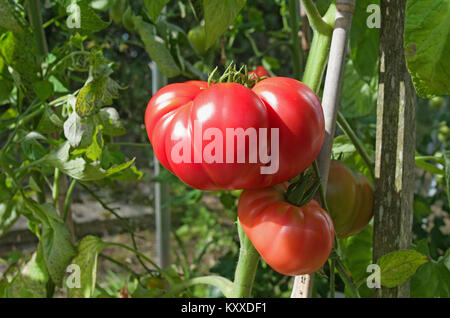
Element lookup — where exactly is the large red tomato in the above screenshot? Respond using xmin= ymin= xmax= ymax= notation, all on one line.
xmin=238 ymin=185 xmax=335 ymax=276
xmin=145 ymin=77 xmax=324 ymax=190
xmin=326 ymin=160 xmax=374 ymax=238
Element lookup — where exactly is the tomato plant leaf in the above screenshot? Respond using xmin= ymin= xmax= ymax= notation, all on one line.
xmin=99 ymin=107 xmax=126 ymax=136
xmin=0 ymin=0 xmax=25 ymax=33
xmin=144 ymin=0 xmax=170 ymax=23
xmin=203 ymin=0 xmax=246 ymax=49
xmin=340 ymin=225 xmax=373 ymax=284
xmin=67 ymin=235 xmax=106 ymax=298
xmin=135 ymin=19 xmax=181 ymax=78
xmin=75 ymin=0 xmax=110 ymax=32
xmin=377 ymin=249 xmax=429 ymax=288
xmin=0 ymin=31 xmax=39 ymax=93
xmin=341 ymin=59 xmax=378 ymax=118
xmin=349 ymin=0 xmax=379 ymax=82
xmin=75 ymin=76 xmax=121 ymax=118
xmin=404 ymin=0 xmax=450 ymax=98
xmin=411 ymin=250 xmax=450 ymax=297
xmin=32 ymin=80 xmax=54 ymax=101
xmin=43 ymin=142 xmax=136 ymax=182
xmin=24 ymin=202 xmax=77 ymax=286
xmin=6 ymin=245 xmax=49 ymax=298
xmin=63 ymin=112 xmax=95 ymax=148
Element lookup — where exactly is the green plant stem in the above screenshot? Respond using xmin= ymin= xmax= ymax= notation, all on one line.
xmin=230 ymin=219 xmax=260 ymax=298
xmin=313 ymin=160 xmax=329 ymax=211
xmin=334 ymin=256 xmax=360 ymax=298
xmin=163 ymin=276 xmax=233 ymax=298
xmin=81 ymin=184 xmax=154 ymax=275
xmin=112 ymin=142 xmax=151 ymax=148
xmin=301 ymin=0 xmax=333 ymax=34
xmin=27 ymin=0 xmax=48 ymax=59
xmin=52 ymin=168 xmax=60 ymax=206
xmin=288 ymin=0 xmax=303 ymax=79
xmin=105 ymin=242 xmax=170 ymax=282
xmin=337 ymin=111 xmax=375 ymax=178
xmin=329 ymin=258 xmax=335 ymax=298
xmin=63 ymin=179 xmax=77 ymax=222
xmin=302 ymin=3 xmax=336 ymax=92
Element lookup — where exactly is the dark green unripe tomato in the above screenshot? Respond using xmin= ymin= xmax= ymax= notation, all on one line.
xmin=188 ymin=25 xmax=207 ymax=53
xmin=429 ymin=96 xmax=444 ymax=109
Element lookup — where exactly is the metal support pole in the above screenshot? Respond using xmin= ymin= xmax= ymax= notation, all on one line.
xmin=151 ymin=62 xmax=171 ymax=269
xmin=291 ymin=0 xmax=355 ymax=298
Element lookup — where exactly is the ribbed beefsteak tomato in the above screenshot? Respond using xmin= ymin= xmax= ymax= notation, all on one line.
xmin=326 ymin=160 xmax=374 ymax=238
xmin=145 ymin=77 xmax=324 ymax=190
xmin=238 ymin=185 xmax=335 ymax=276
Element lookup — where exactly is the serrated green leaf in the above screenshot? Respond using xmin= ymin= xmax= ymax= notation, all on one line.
xmin=32 ymin=80 xmax=54 ymax=101
xmin=340 ymin=225 xmax=373 ymax=283
xmin=99 ymin=107 xmax=126 ymax=136
xmin=341 ymin=59 xmax=378 ymax=118
xmin=411 ymin=258 xmax=450 ymax=297
xmin=75 ymin=76 xmax=121 ymax=117
xmin=69 ymin=0 xmax=110 ymax=32
xmin=144 ymin=0 xmax=169 ymax=23
xmin=0 ymin=31 xmax=39 ymax=93
xmin=7 ymin=245 xmax=49 ymax=298
xmin=349 ymin=0 xmax=379 ymax=81
xmin=377 ymin=250 xmax=429 ymax=288
xmin=203 ymin=0 xmax=246 ymax=49
xmin=67 ymin=236 xmax=106 ymax=298
xmin=43 ymin=142 xmax=136 ymax=181
xmin=0 ymin=0 xmax=25 ymax=33
xmin=405 ymin=0 xmax=450 ymax=97
xmin=110 ymin=165 xmax=143 ymax=182
xmin=85 ymin=124 xmax=103 ymax=162
xmin=63 ymin=112 xmax=95 ymax=148
xmin=135 ymin=19 xmax=180 ymax=78
xmin=24 ymin=201 xmax=76 ymax=286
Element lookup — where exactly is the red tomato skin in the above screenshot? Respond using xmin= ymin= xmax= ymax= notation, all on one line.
xmin=252 ymin=77 xmax=325 ymax=185
xmin=145 ymin=77 xmax=324 ymax=190
xmin=249 ymin=66 xmax=269 ymax=79
xmin=238 ymin=186 xmax=334 ymax=276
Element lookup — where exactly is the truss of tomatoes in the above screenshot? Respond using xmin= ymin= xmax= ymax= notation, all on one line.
xmin=145 ymin=76 xmax=337 ymax=276
xmin=145 ymin=77 xmax=325 ymax=191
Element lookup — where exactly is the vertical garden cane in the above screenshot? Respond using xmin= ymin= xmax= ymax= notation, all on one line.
xmin=151 ymin=62 xmax=171 ymax=269
xmin=291 ymin=0 xmax=355 ymax=298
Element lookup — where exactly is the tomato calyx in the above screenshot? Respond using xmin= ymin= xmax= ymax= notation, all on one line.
xmin=285 ymin=169 xmax=321 ymax=207
xmin=207 ymin=62 xmax=267 ymax=88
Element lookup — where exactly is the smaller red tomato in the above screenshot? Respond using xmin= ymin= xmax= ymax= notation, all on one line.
xmin=326 ymin=160 xmax=374 ymax=238
xmin=249 ymin=66 xmax=269 ymax=80
xmin=238 ymin=185 xmax=334 ymax=276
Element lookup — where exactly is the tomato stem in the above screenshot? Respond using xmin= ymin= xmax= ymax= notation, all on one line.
xmin=329 ymin=258 xmax=336 ymax=298
xmin=302 ymin=3 xmax=336 ymax=92
xmin=301 ymin=0 xmax=334 ymax=35
xmin=337 ymin=112 xmax=375 ymax=179
xmin=230 ymin=219 xmax=260 ymax=297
